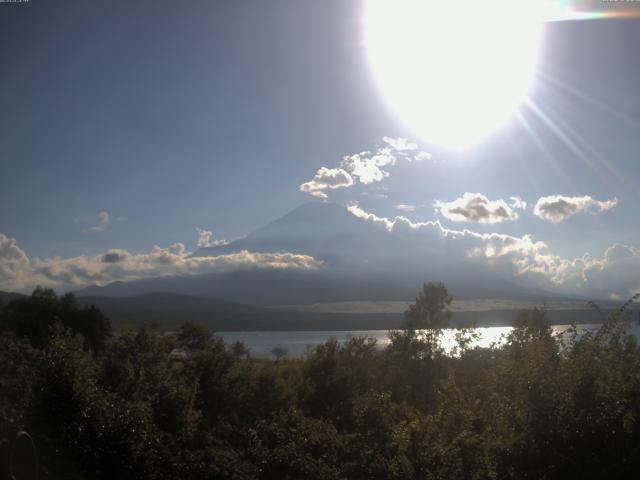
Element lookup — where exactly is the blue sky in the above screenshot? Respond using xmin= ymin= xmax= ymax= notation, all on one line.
xmin=1 ymin=0 xmax=639 ymax=297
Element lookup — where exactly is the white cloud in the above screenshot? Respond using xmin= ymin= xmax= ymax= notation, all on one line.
xmin=341 ymin=150 xmax=395 ymax=184
xmin=509 ymin=196 xmax=527 ymax=210
xmin=347 ymin=203 xmax=394 ymax=231
xmin=299 ymin=138 xmax=432 ymax=199
xmin=299 ymin=167 xmax=354 ymax=200
xmin=435 ymin=193 xmax=522 ymax=224
xmin=0 ymin=233 xmax=322 ymax=292
xmin=395 ymin=204 xmax=417 ymax=212
xmin=0 ymin=234 xmax=30 ymax=290
xmin=345 ymin=205 xmax=640 ymax=300
xmin=533 ymin=195 xmax=618 ymax=223
xmin=83 ymin=211 xmax=111 ymax=234
xmin=341 ymin=141 xmax=433 ymax=185
xmin=382 ymin=136 xmax=418 ymax=151
xmin=414 ymin=151 xmax=433 ymax=161
xmin=196 ymin=228 xmax=228 ymax=248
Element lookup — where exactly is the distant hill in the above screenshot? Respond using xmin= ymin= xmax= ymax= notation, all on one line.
xmin=3 ymin=289 xmax=625 ymax=331
xmin=0 ymin=290 xmax=27 ymax=306
xmin=75 ymin=292 xmax=626 ymax=332
xmin=78 ymin=293 xmax=268 ymax=329
xmin=77 ymin=292 xmax=406 ymax=331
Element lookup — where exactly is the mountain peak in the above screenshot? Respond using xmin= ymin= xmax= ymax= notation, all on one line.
xmin=283 ymin=201 xmax=352 ymax=219
xmin=192 ymin=202 xmax=374 ymax=260
xmin=249 ymin=202 xmax=362 ymax=236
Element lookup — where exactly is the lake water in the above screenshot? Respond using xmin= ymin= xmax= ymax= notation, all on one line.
xmin=219 ymin=323 xmax=640 ymax=358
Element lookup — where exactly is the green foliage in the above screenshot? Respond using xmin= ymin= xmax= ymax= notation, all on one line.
xmin=1 ymin=287 xmax=640 ymax=479
xmin=301 ymin=337 xmax=380 ymax=429
xmin=0 ymin=335 xmax=37 ymax=441
xmin=248 ymin=409 xmax=344 ymax=480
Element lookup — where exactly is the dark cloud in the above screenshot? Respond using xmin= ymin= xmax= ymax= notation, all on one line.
xmin=435 ymin=193 xmax=522 ymax=224
xmin=101 ymin=249 xmax=129 ymax=263
xmin=533 ymin=195 xmax=618 ymax=223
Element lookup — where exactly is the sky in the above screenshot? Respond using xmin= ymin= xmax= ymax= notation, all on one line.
xmin=1 ymin=0 xmax=639 ymax=298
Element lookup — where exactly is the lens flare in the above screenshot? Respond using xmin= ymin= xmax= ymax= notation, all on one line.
xmin=364 ymin=0 xmax=640 ymax=150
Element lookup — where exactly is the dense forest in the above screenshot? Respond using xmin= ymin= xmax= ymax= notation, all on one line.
xmin=1 ymin=285 xmax=640 ymax=479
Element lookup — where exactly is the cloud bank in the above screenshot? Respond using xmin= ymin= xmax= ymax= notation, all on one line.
xmin=346 ymin=204 xmax=639 ymax=300
xmin=0 ymin=233 xmax=321 ymax=292
xmin=533 ymin=195 xmax=618 ymax=223
xmin=435 ymin=193 xmax=525 ymax=224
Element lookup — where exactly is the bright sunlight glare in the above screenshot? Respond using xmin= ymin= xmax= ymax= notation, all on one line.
xmin=364 ymin=0 xmax=546 ymax=150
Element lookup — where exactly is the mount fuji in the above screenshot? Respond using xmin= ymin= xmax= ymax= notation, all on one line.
xmin=79 ymin=202 xmax=539 ymax=304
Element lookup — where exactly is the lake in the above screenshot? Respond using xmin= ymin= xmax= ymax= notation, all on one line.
xmin=219 ymin=323 xmax=640 ymax=358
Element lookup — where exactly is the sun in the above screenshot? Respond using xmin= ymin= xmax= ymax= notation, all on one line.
xmin=364 ymin=0 xmax=545 ymax=150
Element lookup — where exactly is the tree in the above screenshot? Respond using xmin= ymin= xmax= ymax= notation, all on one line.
xmin=386 ymin=283 xmax=452 ymax=404
xmin=60 ymin=293 xmax=112 ymax=351
xmin=177 ymin=321 xmax=212 ymax=351
xmin=510 ymin=306 xmax=551 ymax=344
xmin=3 ymin=287 xmax=59 ymax=348
xmin=1 ymin=288 xmax=111 ymax=351
xmin=403 ymin=282 xmax=452 ymax=330
xmin=230 ymin=340 xmax=250 ymax=359
xmin=271 ymin=346 xmax=288 ymax=361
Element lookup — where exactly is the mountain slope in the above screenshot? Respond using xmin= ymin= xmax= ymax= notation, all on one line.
xmin=193 ymin=202 xmax=395 ymax=265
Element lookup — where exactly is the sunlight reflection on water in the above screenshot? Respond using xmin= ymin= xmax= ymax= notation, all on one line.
xmin=219 ymin=324 xmax=640 ymax=358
